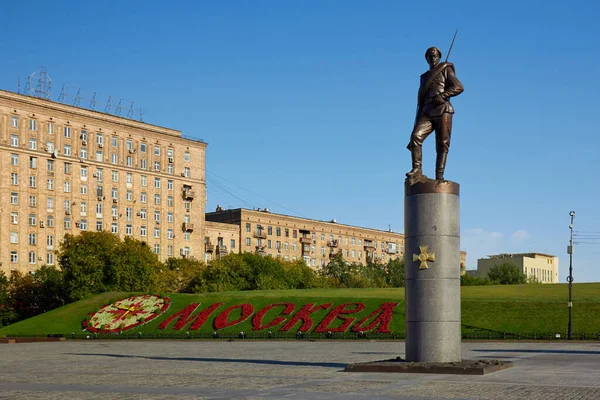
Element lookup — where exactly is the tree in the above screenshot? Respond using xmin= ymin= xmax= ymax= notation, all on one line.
xmin=487 ymin=263 xmax=526 ymax=285
xmin=58 ymin=231 xmax=160 ymax=300
xmin=385 ymin=258 xmax=405 ymax=287
xmin=157 ymin=257 xmax=205 ymax=293
xmin=0 ymin=271 xmax=17 ymax=326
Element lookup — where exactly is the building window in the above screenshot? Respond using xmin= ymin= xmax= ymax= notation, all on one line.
xmin=96 ymin=221 xmax=103 ymax=231
xmin=11 ymin=153 xmax=18 ymax=166
xmin=111 ymin=137 xmax=118 ymax=147
xmin=167 ymin=229 xmax=173 ymax=239
xmin=29 ymin=138 xmax=37 ymax=150
xmin=64 ymin=126 xmax=71 ymax=138
xmin=28 ymin=251 xmax=37 ymax=264
xmin=140 ymin=226 xmax=147 ymax=236
xmin=154 ymin=227 xmax=160 ymax=238
xmin=112 ymin=170 xmax=118 ymax=182
xmin=167 ymin=180 xmax=173 ymax=190
xmin=184 ymin=152 xmax=190 ymax=162
xmin=11 ymin=173 xmax=19 ymax=185
xmin=48 ymin=122 xmax=54 ymax=135
xmin=47 ymin=234 xmax=54 ymax=247
xmin=111 ymin=223 xmax=118 ymax=233
xmin=276 ymin=227 xmax=281 ymax=236
xmin=167 ymin=196 xmax=173 ymax=207
xmin=167 ymin=212 xmax=173 ymax=223
xmin=167 ymin=164 xmax=173 ymax=174
xmin=154 ymin=211 xmax=160 ymax=222
xmin=168 ymin=245 xmax=173 ymax=256
xmin=230 ymin=239 xmax=235 ymax=249
xmin=64 ymin=162 xmax=72 ymax=175
xmin=126 ymin=190 xmax=132 ymax=201
xmin=126 ymin=156 xmax=132 ymax=167
xmin=96 ymin=150 xmax=103 ymax=162
xmin=10 ymin=212 xmax=18 ymax=224
xmin=29 ymin=176 xmax=37 ymax=188
xmin=47 ymin=253 xmax=54 ymax=265
xmin=126 ymin=224 xmax=132 ymax=235
xmin=140 ymin=142 xmax=146 ymax=153
xmin=10 ymin=232 xmax=18 ymax=244
xmin=126 ymin=139 xmax=132 ymax=151
xmin=140 ymin=159 xmax=147 ymax=170
xmin=111 ymin=154 xmax=118 ymax=164
xmin=140 ymin=175 xmax=147 ymax=186
xmin=10 ymin=135 xmax=18 ymax=147
xmin=80 ymin=201 xmax=87 ymax=215
xmin=80 ymin=148 xmax=87 ymax=159
xmin=246 ymin=237 xmax=251 ymax=246
xmin=28 ymin=215 xmax=37 ymax=226
xmin=10 ymin=251 xmax=18 ymax=263
xmin=80 ymin=129 xmax=87 ymax=141
xmin=64 ymin=218 xmax=71 ymax=229
xmin=64 ymin=145 xmax=71 ymax=156
xmin=10 ymin=192 xmax=18 ymax=205
xmin=154 ymin=161 xmax=160 ymax=171
xmin=46 ymin=142 xmax=54 ymax=153
xmin=154 ymin=244 xmax=160 ymax=254
xmin=11 ymin=116 xmax=18 ymax=128
xmin=184 ymin=232 xmax=190 ymax=241
xmin=154 ymin=146 xmax=160 ymax=156
xmin=96 ymin=133 xmax=103 ymax=146
xmin=29 ymin=195 xmax=36 ymax=208
xmin=140 ymin=209 xmax=147 ymax=219
xmin=246 ymin=223 xmax=251 ymax=232
xmin=80 ymin=166 xmax=88 ymax=178
xmin=154 ymin=194 xmax=160 ymax=204
xmin=47 ymin=197 xmax=54 ymax=210
xmin=154 ymin=177 xmax=160 ymax=188
xmin=29 ymin=119 xmax=37 ymax=131
xmin=184 ymin=167 xmax=190 ymax=177
xmin=63 ymin=181 xmax=70 ymax=192
xmin=80 ymin=220 xmax=87 ymax=230
xmin=47 ymin=215 xmax=54 ymax=228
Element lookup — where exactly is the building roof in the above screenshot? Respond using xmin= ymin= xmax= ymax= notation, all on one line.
xmin=486 ymin=252 xmax=557 ymax=259
xmin=207 ymin=207 xmax=403 ymax=237
xmin=0 ymin=89 xmax=207 ymax=146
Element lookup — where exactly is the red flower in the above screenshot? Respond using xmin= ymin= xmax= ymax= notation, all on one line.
xmin=251 ymin=303 xmax=296 ymax=331
xmin=213 ymin=304 xmax=254 ymax=330
xmin=280 ymin=303 xmax=332 ymax=332
xmin=313 ymin=302 xmax=365 ymax=333
xmin=351 ymin=302 xmax=399 ymax=333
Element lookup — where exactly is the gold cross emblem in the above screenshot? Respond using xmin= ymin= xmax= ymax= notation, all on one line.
xmin=413 ymin=245 xmax=435 ymax=269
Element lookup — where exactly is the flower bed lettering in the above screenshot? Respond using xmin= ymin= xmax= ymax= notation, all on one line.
xmin=84 ymin=299 xmax=399 ymax=334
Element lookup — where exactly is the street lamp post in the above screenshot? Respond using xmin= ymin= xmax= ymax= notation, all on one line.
xmin=567 ymin=210 xmax=575 ymax=340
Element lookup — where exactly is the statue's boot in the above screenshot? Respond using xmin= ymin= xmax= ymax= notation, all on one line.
xmin=435 ymin=151 xmax=448 ymax=180
xmin=406 ymin=147 xmax=423 ymax=178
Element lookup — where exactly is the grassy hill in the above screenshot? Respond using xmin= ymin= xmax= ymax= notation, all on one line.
xmin=1 ymin=283 xmax=599 ymax=339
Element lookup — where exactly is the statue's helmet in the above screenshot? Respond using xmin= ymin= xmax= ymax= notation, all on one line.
xmin=425 ymin=47 xmax=442 ymax=60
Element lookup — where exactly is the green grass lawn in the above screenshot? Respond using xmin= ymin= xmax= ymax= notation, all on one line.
xmin=1 ymin=283 xmax=598 ymax=338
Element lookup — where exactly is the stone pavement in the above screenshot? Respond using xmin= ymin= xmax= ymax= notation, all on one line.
xmin=1 ymin=340 xmax=600 ymax=399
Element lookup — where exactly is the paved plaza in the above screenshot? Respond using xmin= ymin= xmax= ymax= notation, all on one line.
xmin=1 ymin=340 xmax=600 ymax=399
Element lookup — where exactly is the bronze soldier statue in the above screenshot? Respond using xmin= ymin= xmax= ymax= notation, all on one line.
xmin=406 ymin=46 xmax=464 ymax=181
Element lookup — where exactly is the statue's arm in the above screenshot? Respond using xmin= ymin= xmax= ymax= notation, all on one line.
xmin=441 ymin=66 xmax=464 ymax=99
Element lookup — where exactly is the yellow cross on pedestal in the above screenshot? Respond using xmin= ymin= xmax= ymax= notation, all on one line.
xmin=413 ymin=245 xmax=435 ymax=269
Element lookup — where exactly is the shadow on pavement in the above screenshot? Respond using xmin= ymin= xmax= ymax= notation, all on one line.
xmin=65 ymin=353 xmax=348 ymax=368
xmin=474 ymin=349 xmax=600 ymax=355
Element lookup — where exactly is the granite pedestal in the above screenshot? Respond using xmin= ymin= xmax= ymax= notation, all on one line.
xmin=404 ymin=178 xmax=461 ymax=363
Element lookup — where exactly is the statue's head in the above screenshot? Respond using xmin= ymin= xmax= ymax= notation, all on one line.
xmin=425 ymin=47 xmax=442 ymax=68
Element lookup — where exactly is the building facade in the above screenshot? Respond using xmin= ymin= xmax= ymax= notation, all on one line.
xmin=204 ymin=207 xmax=406 ymax=267
xmin=476 ymin=253 xmax=559 ymax=283
xmin=0 ymin=90 xmax=206 ymax=275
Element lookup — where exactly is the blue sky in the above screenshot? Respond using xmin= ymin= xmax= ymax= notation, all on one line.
xmin=2 ymin=0 xmax=599 ymax=282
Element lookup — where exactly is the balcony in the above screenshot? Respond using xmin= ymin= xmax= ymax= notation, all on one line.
xmin=364 ymin=243 xmax=375 ymax=251
xmin=217 ymin=245 xmax=228 ymax=254
xmin=182 ymin=189 xmax=195 ymax=200
xmin=386 ymin=248 xmax=398 ymax=254
xmin=205 ymin=243 xmax=214 ymax=252
xmin=182 ymin=223 xmax=195 ymax=232
xmin=329 ymin=250 xmax=342 ymax=258
xmin=300 ymin=237 xmax=312 ymax=244
xmin=253 ymin=231 xmax=267 ymax=239
xmin=327 ymin=239 xmax=339 ymax=248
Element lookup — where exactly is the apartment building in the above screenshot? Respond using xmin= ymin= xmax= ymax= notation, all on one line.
xmin=204 ymin=207 xmax=407 ymax=268
xmin=0 ymin=89 xmax=206 ymax=275
xmin=476 ymin=252 xmax=559 ymax=283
